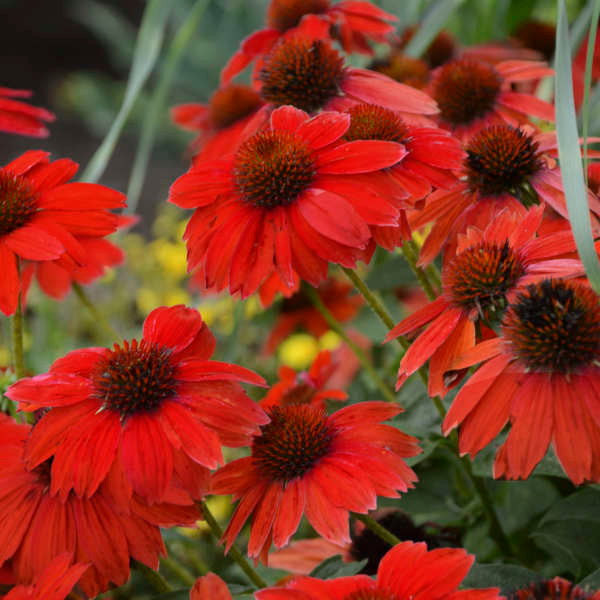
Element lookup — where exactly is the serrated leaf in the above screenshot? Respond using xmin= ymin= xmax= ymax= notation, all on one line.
xmin=555 ymin=0 xmax=600 ymax=293
xmin=309 ymin=556 xmax=367 ymax=579
xmin=462 ymin=563 xmax=543 ymax=594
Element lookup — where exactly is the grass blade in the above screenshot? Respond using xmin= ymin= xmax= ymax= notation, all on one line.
xmin=80 ymin=0 xmax=173 ymax=183
xmin=582 ymin=0 xmax=600 ymax=180
xmin=555 ymin=0 xmax=600 ymax=293
xmin=126 ymin=0 xmax=210 ymax=213
xmin=404 ymin=0 xmax=466 ymax=58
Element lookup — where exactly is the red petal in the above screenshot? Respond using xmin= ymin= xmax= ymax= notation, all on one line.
xmin=161 ymin=401 xmax=223 ymax=469
xmin=178 ymin=359 xmax=267 ymax=386
xmin=272 ymin=478 xmax=306 ymax=548
xmin=121 ymin=413 xmax=173 ymax=503
xmin=27 ymin=158 xmax=78 ymax=192
xmin=191 ymin=573 xmax=233 ymax=600
xmin=385 ymin=296 xmax=448 ymax=341
xmin=297 ymin=111 xmax=350 ymax=150
xmin=317 ymin=140 xmax=406 ymax=174
xmin=168 ymin=163 xmax=233 ymax=209
xmin=0 ymin=242 xmax=18 ymax=316
xmin=499 ymin=92 xmax=555 ymax=121
xmin=4 ymin=224 xmax=64 ymax=260
xmin=270 ymin=105 xmax=309 ymax=132
xmin=38 ymin=182 xmax=126 ymax=210
xmin=143 ymin=305 xmax=204 ymax=353
xmin=297 ymin=189 xmax=370 ymax=247
xmin=3 ymin=150 xmax=49 ymax=175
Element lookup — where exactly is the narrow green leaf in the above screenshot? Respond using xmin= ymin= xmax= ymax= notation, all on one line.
xmin=80 ymin=0 xmax=174 ymax=183
xmin=309 ymin=556 xmax=367 ymax=579
xmin=581 ymin=0 xmax=600 ymax=177
xmin=404 ymin=0 xmax=466 ymax=58
xmin=462 ymin=564 xmax=543 ymax=595
xmin=126 ymin=0 xmax=210 ymax=213
xmin=555 ymin=0 xmax=600 ymax=293
xmin=570 ymin=0 xmax=598 ymax=56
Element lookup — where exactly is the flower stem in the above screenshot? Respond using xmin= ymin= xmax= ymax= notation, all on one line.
xmin=72 ymin=282 xmax=121 ymax=342
xmin=354 ymin=513 xmax=401 ymax=546
xmin=340 ymin=267 xmax=432 ymax=396
xmin=303 ymin=284 xmax=397 ymax=403
xmin=198 ymin=500 xmax=268 ymax=589
xmin=401 ymin=240 xmax=438 ymax=301
xmin=134 ymin=560 xmax=171 ymax=593
xmin=458 ymin=454 xmax=516 ymax=558
xmin=160 ymin=555 xmax=197 ymax=586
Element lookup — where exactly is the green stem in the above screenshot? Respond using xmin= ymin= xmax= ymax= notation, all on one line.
xmin=303 ymin=284 xmax=397 ymax=403
xmin=340 ymin=267 xmax=432 ymax=396
xmin=354 ymin=513 xmax=401 ymax=546
xmin=402 ymin=240 xmax=438 ymax=301
xmin=458 ymin=455 xmax=515 ymax=558
xmin=198 ymin=500 xmax=267 ymax=589
xmin=134 ymin=560 xmax=171 ymax=593
xmin=72 ymin=283 xmax=121 ymax=342
xmin=225 ymin=300 xmax=245 ymax=363
xmin=160 ymin=555 xmax=197 ymax=587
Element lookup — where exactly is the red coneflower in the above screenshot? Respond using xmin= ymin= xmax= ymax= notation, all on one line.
xmin=6 ymin=305 xmax=268 ymax=504
xmin=0 ymin=150 xmax=126 ymax=316
xmin=172 ymin=84 xmax=264 ymax=160
xmin=411 ymin=124 xmax=600 ymax=266
xmin=0 ymin=415 xmax=199 ymax=598
xmin=221 ymin=0 xmax=398 ymax=84
xmin=261 ymin=350 xmax=347 ymax=410
xmin=252 ymin=28 xmax=438 ymax=119
xmin=443 ymin=279 xmax=600 ymax=484
xmin=0 ymin=87 xmax=55 ymax=137
xmin=211 ymin=402 xmax=420 ymax=563
xmin=370 ymin=52 xmax=431 ymax=89
xmin=264 ymin=278 xmax=362 ymax=354
xmin=2 ymin=553 xmax=88 ymax=600
xmin=341 ymin=103 xmax=464 ymax=248
xmin=169 ymin=106 xmax=408 ymax=298
xmin=387 ymin=207 xmax=584 ymax=396
xmin=429 ymin=58 xmax=554 ymax=140
xmin=508 ymin=577 xmax=600 ymax=600
xmin=256 ymin=541 xmax=501 ymax=600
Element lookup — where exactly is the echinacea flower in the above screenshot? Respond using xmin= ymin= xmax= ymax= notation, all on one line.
xmin=261 ymin=350 xmax=347 ymax=409
xmin=256 ymin=541 xmax=501 ymax=600
xmin=172 ymin=84 xmax=264 ymax=161
xmin=443 ymin=279 xmax=600 ymax=484
xmin=387 ymin=207 xmax=584 ymax=396
xmin=429 ymin=58 xmax=554 ymax=140
xmin=1 ymin=554 xmax=88 ymax=600
xmin=0 ymin=150 xmax=126 ymax=315
xmin=169 ymin=105 xmax=408 ymax=298
xmin=508 ymin=577 xmax=600 ymax=600
xmin=190 ymin=573 xmax=232 ymax=600
xmin=411 ymin=124 xmax=600 ymax=266
xmin=340 ymin=103 xmax=464 ymax=249
xmin=6 ymin=305 xmax=268 ymax=504
xmin=211 ymin=401 xmax=420 ymax=563
xmin=0 ymin=87 xmax=54 ymax=137
xmin=0 ymin=415 xmax=199 ymax=598
xmin=252 ymin=28 xmax=438 ymax=119
xmin=264 ymin=278 xmax=362 ymax=354
xmin=221 ymin=0 xmax=398 ymax=84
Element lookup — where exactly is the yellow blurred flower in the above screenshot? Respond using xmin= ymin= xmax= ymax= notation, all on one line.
xmin=278 ymin=334 xmax=319 ymax=370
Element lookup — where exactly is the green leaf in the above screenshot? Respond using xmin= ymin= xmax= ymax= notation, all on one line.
xmin=80 ymin=0 xmax=173 ymax=183
xmin=404 ymin=0 xmax=466 ymax=58
xmin=538 ymin=487 xmax=600 ymax=526
xmin=309 ymin=556 xmax=367 ymax=579
xmin=152 ymin=590 xmax=189 ymax=599
xmin=126 ymin=0 xmax=210 ymax=213
xmin=555 ymin=0 xmax=600 ymax=293
xmin=570 ymin=0 xmax=599 ymax=56
xmin=462 ymin=563 xmax=543 ymax=594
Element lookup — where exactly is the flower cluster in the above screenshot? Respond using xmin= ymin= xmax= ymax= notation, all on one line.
xmin=2 ymin=0 xmax=600 ymax=598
